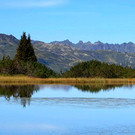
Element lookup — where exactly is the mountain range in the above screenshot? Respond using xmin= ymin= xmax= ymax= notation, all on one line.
xmin=51 ymin=40 xmax=135 ymax=53
xmin=1 ymin=33 xmax=135 ymax=73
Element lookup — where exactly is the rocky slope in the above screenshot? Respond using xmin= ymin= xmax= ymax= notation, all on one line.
xmin=51 ymin=40 xmax=135 ymax=53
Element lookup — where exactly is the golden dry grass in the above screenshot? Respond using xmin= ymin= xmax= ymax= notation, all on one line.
xmin=0 ymin=75 xmax=135 ymax=85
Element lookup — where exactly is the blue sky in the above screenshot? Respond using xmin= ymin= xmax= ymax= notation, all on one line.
xmin=0 ymin=0 xmax=135 ymax=43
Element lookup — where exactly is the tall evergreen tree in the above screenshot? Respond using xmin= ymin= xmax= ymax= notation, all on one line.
xmin=26 ymin=34 xmax=37 ymax=62
xmin=14 ymin=32 xmax=37 ymax=62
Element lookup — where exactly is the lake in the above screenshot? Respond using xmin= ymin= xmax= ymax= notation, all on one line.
xmin=0 ymin=84 xmax=135 ymax=135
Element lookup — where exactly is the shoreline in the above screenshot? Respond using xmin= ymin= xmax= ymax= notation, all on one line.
xmin=0 ymin=76 xmax=135 ymax=85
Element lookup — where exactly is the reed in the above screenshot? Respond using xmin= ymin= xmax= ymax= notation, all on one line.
xmin=0 ymin=76 xmax=135 ymax=85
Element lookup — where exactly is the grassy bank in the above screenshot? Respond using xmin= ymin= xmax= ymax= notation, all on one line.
xmin=0 ymin=75 xmax=135 ymax=85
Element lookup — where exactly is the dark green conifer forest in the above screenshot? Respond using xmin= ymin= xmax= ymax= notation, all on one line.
xmin=64 ymin=60 xmax=135 ymax=78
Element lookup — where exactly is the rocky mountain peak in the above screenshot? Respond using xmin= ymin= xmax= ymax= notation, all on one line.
xmin=85 ymin=41 xmax=92 ymax=45
xmin=77 ymin=40 xmax=84 ymax=45
xmin=94 ymin=41 xmax=103 ymax=45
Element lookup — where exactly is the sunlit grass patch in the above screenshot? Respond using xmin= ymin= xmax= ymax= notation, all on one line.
xmin=0 ymin=76 xmax=135 ymax=85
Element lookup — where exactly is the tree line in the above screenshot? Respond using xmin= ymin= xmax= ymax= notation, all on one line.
xmin=64 ymin=60 xmax=135 ymax=78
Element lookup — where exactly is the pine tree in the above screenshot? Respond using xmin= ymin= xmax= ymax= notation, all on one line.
xmin=14 ymin=32 xmax=37 ymax=62
xmin=26 ymin=34 xmax=37 ymax=62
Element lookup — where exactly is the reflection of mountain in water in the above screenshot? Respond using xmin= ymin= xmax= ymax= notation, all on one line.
xmin=39 ymin=85 xmax=72 ymax=91
xmin=73 ymin=84 xmax=124 ymax=93
xmin=0 ymin=85 xmax=39 ymax=107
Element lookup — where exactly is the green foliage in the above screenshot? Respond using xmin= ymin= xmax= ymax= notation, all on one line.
xmin=0 ymin=33 xmax=56 ymax=78
xmin=64 ymin=60 xmax=135 ymax=78
xmin=0 ymin=56 xmax=15 ymax=75
xmin=0 ymin=56 xmax=56 ymax=78
xmin=14 ymin=32 xmax=37 ymax=62
xmin=24 ymin=62 xmax=57 ymax=78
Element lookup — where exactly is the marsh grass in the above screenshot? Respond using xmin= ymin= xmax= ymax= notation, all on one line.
xmin=0 ymin=75 xmax=135 ymax=85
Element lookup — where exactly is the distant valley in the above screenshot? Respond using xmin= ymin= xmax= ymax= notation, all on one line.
xmin=1 ymin=33 xmax=135 ymax=73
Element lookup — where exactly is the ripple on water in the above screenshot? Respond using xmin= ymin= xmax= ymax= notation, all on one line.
xmin=1 ymin=97 xmax=135 ymax=109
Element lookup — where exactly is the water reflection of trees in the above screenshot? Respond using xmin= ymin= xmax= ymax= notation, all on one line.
xmin=73 ymin=84 xmax=124 ymax=93
xmin=0 ymin=85 xmax=39 ymax=107
xmin=0 ymin=84 xmax=133 ymax=107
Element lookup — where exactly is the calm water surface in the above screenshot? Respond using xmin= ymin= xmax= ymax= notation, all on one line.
xmin=0 ymin=84 xmax=135 ymax=135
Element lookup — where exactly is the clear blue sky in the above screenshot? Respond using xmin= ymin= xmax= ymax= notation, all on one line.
xmin=0 ymin=0 xmax=135 ymax=43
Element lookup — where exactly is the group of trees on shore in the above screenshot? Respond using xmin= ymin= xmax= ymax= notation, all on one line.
xmin=64 ymin=60 xmax=135 ymax=78
xmin=1 ymin=32 xmax=135 ymax=78
xmin=0 ymin=33 xmax=56 ymax=78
